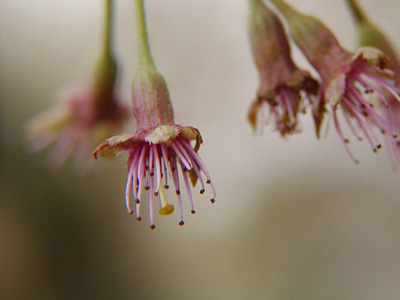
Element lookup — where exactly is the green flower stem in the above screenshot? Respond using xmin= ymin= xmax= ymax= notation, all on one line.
xmin=103 ymin=0 xmax=114 ymax=57
xmin=345 ymin=0 xmax=367 ymax=24
xmin=92 ymin=0 xmax=118 ymax=109
xmin=134 ymin=0 xmax=156 ymax=71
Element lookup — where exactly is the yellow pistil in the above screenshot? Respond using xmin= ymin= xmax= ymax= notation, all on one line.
xmin=158 ymin=186 xmax=174 ymax=215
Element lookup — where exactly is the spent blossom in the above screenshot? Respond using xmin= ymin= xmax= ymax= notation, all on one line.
xmin=94 ymin=0 xmax=215 ymax=229
xmin=247 ymin=0 xmax=318 ymax=136
xmin=26 ymin=0 xmax=128 ymax=169
xmin=270 ymin=0 xmax=400 ymax=163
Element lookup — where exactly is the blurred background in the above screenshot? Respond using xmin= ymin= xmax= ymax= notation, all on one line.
xmin=1 ymin=0 xmax=400 ymax=299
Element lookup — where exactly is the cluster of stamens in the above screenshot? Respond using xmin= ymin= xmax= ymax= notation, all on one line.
xmin=332 ymin=64 xmax=400 ymax=163
xmin=125 ymin=136 xmax=216 ymax=229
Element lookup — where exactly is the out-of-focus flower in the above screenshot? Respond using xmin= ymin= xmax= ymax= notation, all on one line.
xmin=247 ymin=0 xmax=318 ymax=136
xmin=270 ymin=0 xmax=400 ymax=163
xmin=94 ymin=0 xmax=215 ymax=229
xmin=26 ymin=0 xmax=128 ymax=170
xmin=346 ymin=0 xmax=400 ymax=166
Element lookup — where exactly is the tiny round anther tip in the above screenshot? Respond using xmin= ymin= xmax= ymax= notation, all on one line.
xmin=210 ymin=199 xmax=215 ymax=204
xmin=179 ymin=221 xmax=185 ymax=226
xmin=200 ymin=189 xmax=205 ymax=194
xmin=206 ymin=179 xmax=211 ymax=184
xmin=144 ymin=186 xmax=150 ymax=191
xmin=128 ymin=210 xmax=134 ymax=215
xmin=191 ymin=210 xmax=196 ymax=214
xmin=355 ymin=160 xmax=360 ymax=165
xmin=150 ymin=224 xmax=156 ymax=230
xmin=377 ymin=144 xmax=382 ymax=149
xmin=176 ymin=190 xmax=181 ymax=195
xmin=136 ymin=217 xmax=142 ymax=222
xmin=164 ymin=185 xmax=169 ymax=189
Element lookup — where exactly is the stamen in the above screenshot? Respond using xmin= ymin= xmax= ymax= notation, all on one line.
xmin=153 ymin=145 xmax=162 ymax=193
xmin=136 ymin=146 xmax=147 ymax=203
xmin=171 ymin=141 xmax=192 ymax=170
xmin=149 ymin=173 xmax=155 ymax=229
xmin=332 ymin=108 xmax=359 ymax=164
xmin=182 ymin=166 xmax=195 ymax=213
xmin=362 ymin=72 xmax=400 ymax=103
xmin=180 ymin=139 xmax=216 ymax=199
xmin=125 ymin=155 xmax=135 ymax=214
xmin=170 ymin=158 xmax=184 ymax=224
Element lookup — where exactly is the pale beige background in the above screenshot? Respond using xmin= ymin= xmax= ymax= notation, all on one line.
xmin=1 ymin=0 xmax=400 ymax=299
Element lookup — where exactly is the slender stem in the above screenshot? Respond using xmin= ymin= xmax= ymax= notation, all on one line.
xmin=268 ymin=0 xmax=297 ymax=19
xmin=134 ymin=0 xmax=156 ymax=70
xmin=248 ymin=0 xmax=261 ymax=5
xmin=344 ymin=0 xmax=367 ymax=24
xmin=103 ymin=0 xmax=114 ymax=57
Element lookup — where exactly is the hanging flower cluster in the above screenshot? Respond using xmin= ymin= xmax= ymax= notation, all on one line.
xmin=25 ymin=0 xmax=400 ymax=230
xmin=248 ymin=0 xmax=400 ymax=166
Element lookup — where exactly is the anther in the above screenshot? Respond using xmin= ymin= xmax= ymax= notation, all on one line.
xmin=176 ymin=190 xmax=181 ymax=195
xmin=345 ymin=139 xmax=350 ymax=144
xmin=206 ymin=179 xmax=211 ymax=184
xmin=381 ymin=130 xmax=386 ymax=135
xmin=128 ymin=210 xmax=133 ymax=215
xmin=144 ymin=186 xmax=150 ymax=191
xmin=191 ymin=210 xmax=196 ymax=214
xmin=150 ymin=224 xmax=156 ymax=230
xmin=154 ymin=192 xmax=159 ymax=196
xmin=136 ymin=217 xmax=142 ymax=222
xmin=377 ymin=144 xmax=382 ymax=149
xmin=150 ymin=172 xmax=154 ymax=176
xmin=164 ymin=185 xmax=169 ymax=189
xmin=144 ymin=165 xmax=149 ymax=171
xmin=200 ymin=189 xmax=205 ymax=194
xmin=135 ymin=199 xmax=140 ymax=204
xmin=179 ymin=221 xmax=185 ymax=226
xmin=210 ymin=199 xmax=215 ymax=204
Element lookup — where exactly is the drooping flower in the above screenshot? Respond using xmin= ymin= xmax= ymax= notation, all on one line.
xmin=345 ymin=0 xmax=400 ymax=166
xmin=247 ymin=0 xmax=319 ymax=136
xmin=26 ymin=0 xmax=128 ymax=169
xmin=94 ymin=0 xmax=215 ymax=229
xmin=269 ymin=0 xmax=400 ymax=163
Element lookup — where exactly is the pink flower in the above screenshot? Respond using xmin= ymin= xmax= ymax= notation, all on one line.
xmin=26 ymin=84 xmax=128 ymax=170
xmin=26 ymin=0 xmax=128 ymax=170
xmin=270 ymin=0 xmax=400 ymax=163
xmin=346 ymin=0 xmax=400 ymax=166
xmin=93 ymin=125 xmax=215 ymax=229
xmin=93 ymin=68 xmax=215 ymax=229
xmin=247 ymin=0 xmax=318 ymax=136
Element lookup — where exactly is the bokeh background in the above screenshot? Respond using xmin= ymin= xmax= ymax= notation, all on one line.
xmin=1 ymin=0 xmax=400 ymax=299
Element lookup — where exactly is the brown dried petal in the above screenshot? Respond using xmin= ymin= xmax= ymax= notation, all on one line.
xmin=93 ymin=134 xmax=136 ymax=159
